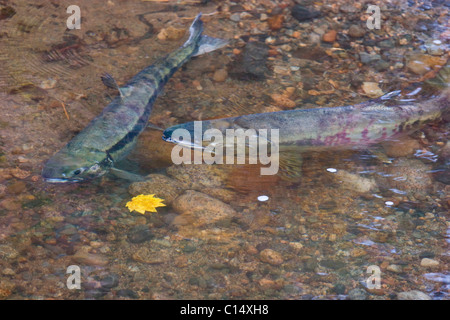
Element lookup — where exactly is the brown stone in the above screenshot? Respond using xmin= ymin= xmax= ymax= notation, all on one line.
xmin=259 ymin=248 xmax=283 ymax=265
xmin=267 ymin=15 xmax=284 ymax=31
xmin=212 ymin=69 xmax=228 ymax=82
xmin=322 ymin=30 xmax=337 ymax=42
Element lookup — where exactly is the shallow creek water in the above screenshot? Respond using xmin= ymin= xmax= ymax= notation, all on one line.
xmin=0 ymin=0 xmax=448 ymax=299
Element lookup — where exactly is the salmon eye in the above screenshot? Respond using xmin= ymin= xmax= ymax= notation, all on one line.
xmin=73 ymin=169 xmax=83 ymax=176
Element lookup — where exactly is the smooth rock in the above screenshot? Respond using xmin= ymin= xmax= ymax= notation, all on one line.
xmin=270 ymin=93 xmax=296 ymax=109
xmin=425 ymin=40 xmax=445 ymax=56
xmin=85 ymin=288 xmax=109 ymax=299
xmin=377 ymin=39 xmax=395 ymax=48
xmin=320 ymin=259 xmax=346 ymax=269
xmin=2 ymin=268 xmax=15 ymax=276
xmin=6 ymin=181 xmax=26 ymax=194
xmin=348 ymin=24 xmax=366 ymax=38
xmin=382 ymin=137 xmax=420 ymax=157
xmin=100 ymin=274 xmax=119 ymax=289
xmin=0 ymin=245 xmax=18 ymax=260
xmin=334 ymin=170 xmax=377 ymax=193
xmin=382 ymin=159 xmax=433 ymax=196
xmin=229 ymin=41 xmax=270 ymax=80
xmin=387 ymin=264 xmax=403 ymax=273
xmin=397 ymin=290 xmax=431 ymax=300
xmin=157 ymin=26 xmax=185 ymax=41
xmin=172 ymin=190 xmax=236 ymax=226
xmin=166 ymin=164 xmax=228 ymax=189
xmin=359 ymin=52 xmax=381 ymax=64
xmin=39 ymin=78 xmax=57 ymax=89
xmin=340 ymin=4 xmax=359 ymax=13
xmin=259 ymin=248 xmax=284 ymax=266
xmin=267 ymin=14 xmax=284 ymax=31
xmin=72 ymin=249 xmax=108 ymax=266
xmin=332 ymin=283 xmax=346 ymax=295
xmin=291 ymin=5 xmax=321 ymax=22
xmin=362 ymin=82 xmax=384 ymax=98
xmin=132 ymin=247 xmax=165 ymax=264
xmin=406 ymin=54 xmax=447 ymax=75
xmin=116 ymin=289 xmax=139 ymax=298
xmin=212 ymin=69 xmax=228 ymax=82
xmin=348 ymin=288 xmax=366 ymax=300
xmin=374 ymin=60 xmax=390 ymax=72
xmin=230 ymin=13 xmax=240 ymax=22
xmin=128 ymin=174 xmax=184 ymax=205
xmin=127 ymin=225 xmax=154 ymax=244
xmin=420 ymin=258 xmax=439 ymax=267
xmin=322 ymin=30 xmax=337 ymax=42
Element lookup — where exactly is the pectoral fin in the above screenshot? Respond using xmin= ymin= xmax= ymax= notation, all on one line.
xmin=110 ymin=167 xmax=146 ymax=182
xmin=278 ymin=147 xmax=304 ymax=181
xmin=146 ymin=122 xmax=164 ymax=131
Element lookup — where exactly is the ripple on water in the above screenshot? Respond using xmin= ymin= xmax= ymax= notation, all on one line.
xmin=423 ymin=273 xmax=450 ymax=284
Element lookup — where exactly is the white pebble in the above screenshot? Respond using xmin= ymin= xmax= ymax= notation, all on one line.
xmin=326 ymin=168 xmax=337 ymax=173
xmin=258 ymin=195 xmax=269 ymax=202
xmin=385 ymin=201 xmax=394 ymax=206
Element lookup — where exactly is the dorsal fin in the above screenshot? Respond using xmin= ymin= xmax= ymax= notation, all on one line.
xmin=101 ymin=73 xmax=131 ymax=99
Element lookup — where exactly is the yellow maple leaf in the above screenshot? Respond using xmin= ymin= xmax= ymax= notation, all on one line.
xmin=126 ymin=194 xmax=166 ymax=214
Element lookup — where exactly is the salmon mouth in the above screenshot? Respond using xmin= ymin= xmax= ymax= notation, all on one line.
xmin=43 ymin=177 xmax=82 ymax=183
xmin=162 ymin=129 xmax=205 ymax=150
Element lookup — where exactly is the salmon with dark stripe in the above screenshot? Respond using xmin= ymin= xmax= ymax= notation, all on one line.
xmin=42 ymin=13 xmax=227 ymax=183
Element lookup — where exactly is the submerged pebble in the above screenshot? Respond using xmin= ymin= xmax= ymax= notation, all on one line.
xmin=420 ymin=258 xmax=439 ymax=267
xmin=359 ymin=52 xmax=381 ymax=64
xmin=229 ymin=41 xmax=270 ymax=80
xmin=333 ymin=170 xmax=377 ymax=193
xmin=347 ymin=288 xmax=366 ymax=300
xmin=116 ymin=289 xmax=139 ymax=299
xmin=362 ymin=82 xmax=384 ymax=98
xmin=397 ymin=290 xmax=431 ymax=300
xmin=172 ymin=190 xmax=236 ymax=226
xmin=322 ymin=30 xmax=337 ymax=43
xmin=157 ymin=26 xmax=185 ymax=41
xmin=348 ymin=24 xmax=366 ymax=38
xmin=381 ymin=159 xmax=433 ymax=196
xmin=212 ymin=68 xmax=228 ymax=82
xmin=132 ymin=247 xmax=165 ymax=264
xmin=267 ymin=15 xmax=284 ymax=31
xmin=406 ymin=54 xmax=447 ymax=75
xmin=339 ymin=4 xmax=359 ymax=13
xmin=387 ymin=264 xmax=403 ymax=273
xmin=382 ymin=138 xmax=420 ymax=157
xmin=259 ymin=248 xmax=284 ymax=266
xmin=72 ymin=249 xmax=108 ymax=266
xmin=291 ymin=5 xmax=321 ymax=22
xmin=0 ymin=244 xmax=19 ymax=260
xmin=129 ymin=174 xmax=184 ymax=205
xmin=127 ymin=225 xmax=154 ymax=244
xmin=270 ymin=93 xmax=296 ymax=109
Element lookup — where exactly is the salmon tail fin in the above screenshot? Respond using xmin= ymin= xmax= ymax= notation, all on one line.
xmin=183 ymin=13 xmax=228 ymax=56
xmin=193 ymin=35 xmax=228 ymax=57
xmin=183 ymin=13 xmax=204 ymax=48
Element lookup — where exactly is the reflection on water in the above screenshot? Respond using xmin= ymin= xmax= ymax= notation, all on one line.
xmin=0 ymin=0 xmax=448 ymax=300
